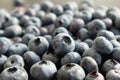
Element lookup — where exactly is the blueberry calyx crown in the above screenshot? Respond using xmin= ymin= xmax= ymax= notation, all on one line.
xmin=34 ymin=38 xmax=41 ymax=44
xmin=65 ymin=63 xmax=75 ymax=69
xmin=62 ymin=36 xmax=71 ymax=45
xmin=111 ymin=59 xmax=118 ymax=65
xmin=39 ymin=61 xmax=47 ymax=65
xmin=89 ymin=71 xmax=99 ymax=78
xmin=8 ymin=67 xmax=17 ymax=73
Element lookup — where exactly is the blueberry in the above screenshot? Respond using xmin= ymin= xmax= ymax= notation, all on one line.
xmin=102 ymin=59 xmax=120 ymax=75
xmin=97 ymin=30 xmax=115 ymax=40
xmin=30 ymin=3 xmax=41 ymax=12
xmin=115 ymin=35 xmax=120 ymax=43
xmin=77 ymin=28 xmax=90 ymax=41
xmin=28 ymin=36 xmax=49 ymax=57
xmin=74 ymin=42 xmax=89 ymax=55
xmin=63 ymin=1 xmax=78 ymax=11
xmin=110 ymin=27 xmax=120 ymax=35
xmin=22 ymin=33 xmax=36 ymax=45
xmin=0 ymin=30 xmax=4 ymax=36
xmin=115 ymin=17 xmax=120 ymax=29
xmin=20 ymin=15 xmax=30 ymax=28
xmin=42 ymin=12 xmax=57 ymax=26
xmin=4 ymin=54 xmax=24 ymax=69
xmin=93 ymin=36 xmax=113 ymax=54
xmin=85 ymin=71 xmax=105 ymax=80
xmin=4 ymin=25 xmax=23 ymax=38
xmin=40 ymin=27 xmax=48 ymax=36
xmin=80 ymin=0 xmax=95 ymax=7
xmin=2 ymin=17 xmax=19 ymax=29
xmin=41 ymin=0 xmax=54 ymax=12
xmin=80 ymin=56 xmax=99 ymax=74
xmin=107 ymin=7 xmax=120 ymax=24
xmin=44 ymin=35 xmax=53 ymax=51
xmin=7 ymin=43 xmax=28 ymax=56
xmin=106 ymin=69 xmax=120 ymax=80
xmin=53 ymin=5 xmax=63 ymax=16
xmin=53 ymin=33 xmax=75 ymax=57
xmin=0 ymin=55 xmax=7 ymax=72
xmin=110 ymin=40 xmax=120 ymax=48
xmin=96 ymin=5 xmax=108 ymax=12
xmin=69 ymin=18 xmax=85 ymax=35
xmin=0 ymin=66 xmax=28 ymax=80
xmin=102 ymin=18 xmax=113 ymax=29
xmin=112 ymin=47 xmax=120 ymax=63
xmin=86 ymin=19 xmax=106 ymax=38
xmin=42 ymin=52 xmax=60 ymax=68
xmin=0 ymin=37 xmax=11 ymax=55
xmin=93 ymin=9 xmax=106 ymax=19
xmin=25 ymin=8 xmax=36 ymax=17
xmin=61 ymin=52 xmax=81 ymax=65
xmin=23 ymin=51 xmax=40 ymax=67
xmin=82 ymin=48 xmax=102 ymax=65
xmin=30 ymin=60 xmax=57 ymax=80
xmin=74 ymin=10 xmax=92 ymax=23
xmin=14 ymin=0 xmax=24 ymax=7
xmin=28 ymin=17 xmax=41 ymax=28
xmin=57 ymin=63 xmax=85 ymax=80
xmin=53 ymin=27 xmax=68 ymax=37
xmin=84 ymin=39 xmax=93 ymax=47
xmin=45 ymin=24 xmax=56 ymax=35
xmin=64 ymin=10 xmax=74 ymax=16
xmin=36 ymin=10 xmax=45 ymax=19
xmin=79 ymin=4 xmax=94 ymax=13
xmin=25 ymin=26 xmax=40 ymax=36
xmin=54 ymin=14 xmax=73 ymax=29
xmin=11 ymin=37 xmax=22 ymax=44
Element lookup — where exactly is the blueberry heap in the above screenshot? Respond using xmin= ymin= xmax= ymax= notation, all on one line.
xmin=0 ymin=0 xmax=120 ymax=80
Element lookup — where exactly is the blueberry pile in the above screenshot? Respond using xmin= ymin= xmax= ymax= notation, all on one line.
xmin=0 ymin=0 xmax=120 ymax=80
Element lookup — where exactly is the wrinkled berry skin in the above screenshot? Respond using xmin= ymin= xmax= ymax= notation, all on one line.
xmin=106 ymin=69 xmax=120 ymax=80
xmin=85 ymin=71 xmax=105 ymax=80
xmin=93 ymin=36 xmax=113 ymax=54
xmin=30 ymin=60 xmax=57 ymax=80
xmin=80 ymin=56 xmax=99 ymax=74
xmin=4 ymin=54 xmax=24 ymax=69
xmin=0 ymin=66 xmax=28 ymax=80
xmin=53 ymin=33 xmax=75 ymax=57
xmin=57 ymin=63 xmax=85 ymax=80
xmin=28 ymin=36 xmax=49 ymax=57
xmin=61 ymin=52 xmax=81 ymax=65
